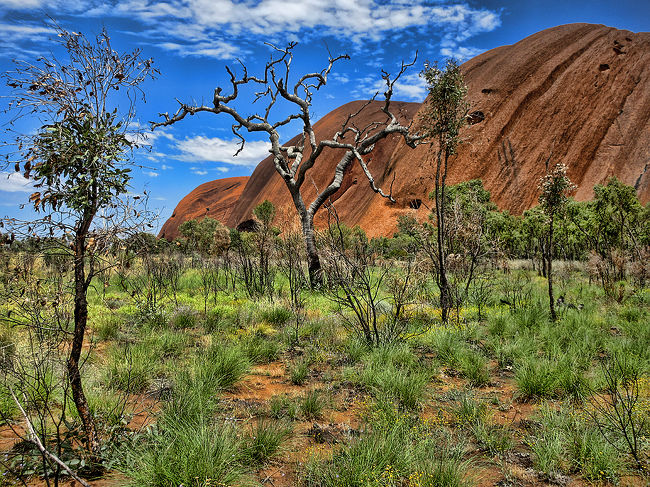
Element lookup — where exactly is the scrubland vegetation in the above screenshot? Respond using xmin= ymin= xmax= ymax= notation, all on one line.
xmin=1 ymin=24 xmax=648 ymax=487
xmin=0 ymin=175 xmax=648 ymax=487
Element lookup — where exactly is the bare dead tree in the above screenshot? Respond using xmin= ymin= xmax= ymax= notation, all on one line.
xmin=153 ymin=43 xmax=421 ymax=287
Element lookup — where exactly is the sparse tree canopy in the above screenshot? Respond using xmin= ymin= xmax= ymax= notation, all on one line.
xmin=153 ymin=42 xmax=421 ymax=287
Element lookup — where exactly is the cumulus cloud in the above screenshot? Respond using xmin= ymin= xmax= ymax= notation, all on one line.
xmin=145 ymin=171 xmax=159 ymax=177
xmin=175 ymin=136 xmax=270 ymax=166
xmin=1 ymin=1 xmax=500 ymax=60
xmin=0 ymin=172 xmax=34 ymax=193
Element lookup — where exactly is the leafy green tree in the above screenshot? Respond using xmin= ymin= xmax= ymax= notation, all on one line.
xmin=179 ymin=217 xmax=230 ymax=256
xmin=3 ymin=27 xmax=157 ymax=458
xmin=420 ymin=60 xmax=468 ymax=324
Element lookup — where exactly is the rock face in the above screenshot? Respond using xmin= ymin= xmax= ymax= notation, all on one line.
xmin=161 ymin=23 xmax=650 ymax=239
xmin=158 ymin=176 xmax=248 ymax=241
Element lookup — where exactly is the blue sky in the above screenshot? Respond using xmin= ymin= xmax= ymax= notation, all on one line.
xmin=0 ymin=0 xmax=648 ymax=231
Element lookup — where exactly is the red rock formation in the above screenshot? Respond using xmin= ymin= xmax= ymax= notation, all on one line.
xmin=162 ymin=23 xmax=650 ymax=239
xmin=158 ymin=176 xmax=248 ymax=240
xmin=225 ymin=100 xmax=420 ymax=232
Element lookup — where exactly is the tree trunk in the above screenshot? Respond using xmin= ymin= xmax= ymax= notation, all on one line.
xmin=68 ymin=231 xmax=100 ymax=460
xmin=301 ymin=213 xmax=322 ymax=288
xmin=434 ymin=148 xmax=450 ymax=324
xmin=547 ymin=215 xmax=557 ymax=321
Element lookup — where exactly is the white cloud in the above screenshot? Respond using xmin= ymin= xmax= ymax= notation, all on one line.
xmin=440 ymin=45 xmax=484 ymax=61
xmin=216 ymin=166 xmax=229 ymax=173
xmin=158 ymin=40 xmax=239 ymax=59
xmin=0 ymin=22 xmax=53 ymax=38
xmin=145 ymin=171 xmax=159 ymax=177
xmin=352 ymin=71 xmax=427 ymax=102
xmin=175 ymin=136 xmax=270 ymax=166
xmin=191 ymin=167 xmax=208 ymax=175
xmin=0 ymin=172 xmax=34 ymax=193
xmin=161 ymin=164 xmax=173 ymax=170
xmin=117 ymin=1 xmax=499 ymax=40
xmin=87 ymin=1 xmax=500 ymax=59
xmin=0 ymin=0 xmax=48 ymax=8
xmin=2 ymin=2 xmax=500 ymax=61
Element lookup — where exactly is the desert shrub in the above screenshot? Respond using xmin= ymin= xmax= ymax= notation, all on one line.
xmin=202 ymin=305 xmax=236 ymax=333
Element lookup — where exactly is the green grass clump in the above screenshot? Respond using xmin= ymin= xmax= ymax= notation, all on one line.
xmin=269 ymin=394 xmax=299 ymax=420
xmin=240 ymin=335 xmax=281 ymax=364
xmin=170 ymin=305 xmax=199 ymax=329
xmin=260 ymin=306 xmax=292 ymax=326
xmin=122 ymin=415 xmax=250 ymax=487
xmin=289 ymin=361 xmax=309 ymax=386
xmin=197 ymin=344 xmax=251 ymax=392
xmin=458 ymin=350 xmax=490 ymax=387
xmin=202 ymin=306 xmax=236 ymax=333
xmin=452 ymin=392 xmax=488 ymax=426
xmin=105 ymin=343 xmax=158 ymax=393
xmin=470 ymin=421 xmax=514 ymax=456
xmin=302 ymin=400 xmax=468 ymax=487
xmin=94 ymin=313 xmax=121 ymax=341
xmin=515 ymin=358 xmax=558 ymax=400
xmin=243 ymin=420 xmax=292 ymax=466
xmin=300 ymin=390 xmax=326 ymax=419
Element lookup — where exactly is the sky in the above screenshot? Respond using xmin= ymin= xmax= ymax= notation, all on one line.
xmin=0 ymin=0 xmax=648 ymax=232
